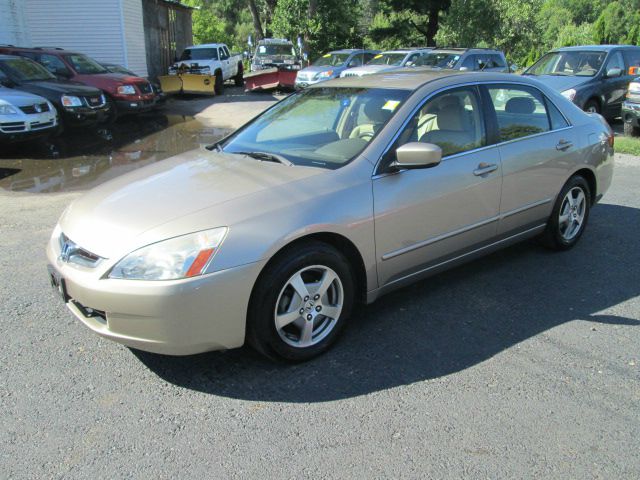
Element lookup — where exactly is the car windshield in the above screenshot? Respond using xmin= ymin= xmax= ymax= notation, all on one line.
xmin=420 ymin=52 xmax=460 ymax=69
xmin=221 ymin=87 xmax=410 ymax=169
xmin=256 ymin=44 xmax=295 ymax=56
xmin=65 ymin=54 xmax=108 ymax=74
xmin=180 ymin=48 xmax=218 ymax=61
xmin=313 ymin=53 xmax=350 ymax=66
xmin=0 ymin=58 xmax=55 ymax=82
xmin=525 ymin=51 xmax=606 ymax=77
xmin=367 ymin=53 xmax=407 ymax=66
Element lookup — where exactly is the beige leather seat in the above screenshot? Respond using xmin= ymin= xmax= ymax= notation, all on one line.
xmin=350 ymin=98 xmax=392 ymax=140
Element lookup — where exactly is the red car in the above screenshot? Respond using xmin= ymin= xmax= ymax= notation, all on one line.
xmin=0 ymin=46 xmax=157 ymax=119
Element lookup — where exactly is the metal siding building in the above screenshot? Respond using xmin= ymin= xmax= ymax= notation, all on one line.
xmin=0 ymin=0 xmax=193 ymax=78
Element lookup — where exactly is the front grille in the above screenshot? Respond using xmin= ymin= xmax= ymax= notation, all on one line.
xmin=19 ymin=103 xmax=50 ymax=114
xmin=0 ymin=121 xmax=26 ymax=133
xmin=59 ymin=233 xmax=103 ymax=267
xmin=136 ymin=81 xmax=152 ymax=94
xmin=84 ymin=95 xmax=105 ymax=108
xmin=30 ymin=119 xmax=55 ymax=130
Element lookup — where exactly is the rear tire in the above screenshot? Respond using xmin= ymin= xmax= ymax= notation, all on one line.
xmin=540 ymin=175 xmax=591 ymax=251
xmin=234 ymin=64 xmax=244 ymax=87
xmin=624 ymin=120 xmax=640 ymax=137
xmin=214 ymin=70 xmax=224 ymax=95
xmin=246 ymin=241 xmax=355 ymax=362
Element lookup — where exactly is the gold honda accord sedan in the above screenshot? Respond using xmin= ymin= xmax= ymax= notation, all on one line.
xmin=47 ymin=71 xmax=614 ymax=361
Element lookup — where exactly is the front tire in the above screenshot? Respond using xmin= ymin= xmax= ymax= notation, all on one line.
xmin=624 ymin=120 xmax=640 ymax=137
xmin=246 ymin=242 xmax=355 ymax=362
xmin=583 ymin=99 xmax=600 ymax=114
xmin=214 ymin=70 xmax=224 ymax=95
xmin=234 ymin=64 xmax=244 ymax=87
xmin=541 ymin=175 xmax=591 ymax=250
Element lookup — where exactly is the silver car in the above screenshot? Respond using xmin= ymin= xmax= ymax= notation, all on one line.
xmin=0 ymin=85 xmax=57 ymax=142
xmin=47 ymin=72 xmax=614 ymax=361
xmin=340 ymin=48 xmax=432 ymax=78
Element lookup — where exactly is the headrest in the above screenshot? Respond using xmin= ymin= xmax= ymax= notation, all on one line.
xmin=364 ymin=97 xmax=392 ymax=124
xmin=505 ymin=97 xmax=535 ymax=114
xmin=437 ymin=103 xmax=465 ymax=131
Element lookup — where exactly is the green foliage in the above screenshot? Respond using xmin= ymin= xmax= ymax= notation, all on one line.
xmin=615 ymin=136 xmax=640 ymax=156
xmin=593 ymin=1 xmax=640 ymax=45
xmin=271 ymin=0 xmax=361 ymax=59
xmin=366 ymin=10 xmax=428 ymax=50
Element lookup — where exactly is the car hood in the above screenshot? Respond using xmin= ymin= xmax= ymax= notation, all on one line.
xmin=15 ymin=79 xmax=101 ymax=97
xmin=0 ymin=87 xmax=48 ymax=106
xmin=521 ymin=74 xmax=590 ymax=92
xmin=59 ymin=149 xmax=325 ymax=258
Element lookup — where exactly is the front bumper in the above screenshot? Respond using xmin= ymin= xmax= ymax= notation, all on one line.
xmin=61 ymin=105 xmax=111 ymax=127
xmin=0 ymin=110 xmax=58 ymax=142
xmin=46 ymin=238 xmax=265 ymax=355
xmin=622 ymin=101 xmax=640 ymax=127
xmin=114 ymin=95 xmax=157 ymax=114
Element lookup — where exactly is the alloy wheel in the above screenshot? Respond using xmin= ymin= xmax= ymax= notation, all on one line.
xmin=559 ymin=186 xmax=587 ymax=241
xmin=274 ymin=265 xmax=344 ymax=348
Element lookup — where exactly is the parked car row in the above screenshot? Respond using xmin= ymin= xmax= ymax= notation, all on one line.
xmin=297 ymin=44 xmax=640 ymax=123
xmin=0 ymin=45 xmax=163 ymax=143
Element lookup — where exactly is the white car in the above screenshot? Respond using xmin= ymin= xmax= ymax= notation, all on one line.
xmin=0 ymin=86 xmax=57 ymax=142
xmin=340 ymin=48 xmax=432 ymax=78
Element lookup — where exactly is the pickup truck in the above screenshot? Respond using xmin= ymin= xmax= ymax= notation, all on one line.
xmin=169 ymin=43 xmax=244 ymax=94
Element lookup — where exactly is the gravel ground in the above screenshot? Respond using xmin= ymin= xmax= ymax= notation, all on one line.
xmin=1 ymin=106 xmax=639 ymax=478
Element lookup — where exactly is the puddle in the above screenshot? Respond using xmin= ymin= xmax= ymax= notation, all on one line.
xmin=0 ymin=113 xmax=231 ymax=193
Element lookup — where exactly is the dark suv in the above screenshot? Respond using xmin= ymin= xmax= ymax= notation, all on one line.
xmin=523 ymin=45 xmax=640 ymax=119
xmin=0 ymin=55 xmax=110 ymax=129
xmin=0 ymin=46 xmax=157 ymax=118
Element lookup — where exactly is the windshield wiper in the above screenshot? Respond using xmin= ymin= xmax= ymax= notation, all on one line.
xmin=234 ymin=151 xmax=293 ymax=166
xmin=206 ymin=141 xmax=222 ymax=152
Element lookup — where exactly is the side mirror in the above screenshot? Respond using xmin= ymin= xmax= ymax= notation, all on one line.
xmin=459 ymin=66 xmax=469 ymax=72
xmin=606 ymin=67 xmax=622 ymax=78
xmin=405 ymin=61 xmax=414 ymax=67
xmin=393 ymin=142 xmax=442 ymax=169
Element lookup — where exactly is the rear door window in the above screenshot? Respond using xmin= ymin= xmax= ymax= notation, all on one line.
xmin=486 ymin=85 xmax=551 ymax=141
xmin=605 ymin=51 xmax=625 ymax=73
xmin=623 ymin=49 xmax=640 ymax=73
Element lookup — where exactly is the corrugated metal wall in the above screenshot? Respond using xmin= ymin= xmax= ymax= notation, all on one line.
xmin=0 ymin=0 xmax=32 ymax=46
xmin=25 ymin=0 xmax=126 ymax=65
xmin=122 ymin=0 xmax=149 ymax=76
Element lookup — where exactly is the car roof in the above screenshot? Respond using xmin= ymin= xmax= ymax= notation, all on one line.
xmin=554 ymin=44 xmax=640 ymax=52
xmin=329 ymin=49 xmax=374 ymax=54
xmin=430 ymin=48 xmax=502 ymax=54
xmin=185 ymin=44 xmax=226 ymax=49
xmin=0 ymin=46 xmax=82 ymax=55
xmin=312 ymin=70 xmax=531 ymax=91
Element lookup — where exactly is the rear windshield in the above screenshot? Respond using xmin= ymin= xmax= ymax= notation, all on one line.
xmin=0 ymin=58 xmax=55 ymax=82
xmin=180 ymin=48 xmax=218 ymax=61
xmin=65 ymin=54 xmax=108 ymax=74
xmin=525 ymin=51 xmax=606 ymax=77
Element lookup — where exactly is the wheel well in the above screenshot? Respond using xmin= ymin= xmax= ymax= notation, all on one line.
xmin=585 ymin=96 xmax=601 ymax=110
xmin=574 ymin=168 xmax=597 ymax=204
xmin=255 ymin=233 xmax=368 ymax=304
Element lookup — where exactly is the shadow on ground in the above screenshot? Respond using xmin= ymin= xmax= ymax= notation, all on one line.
xmin=134 ymin=203 xmax=639 ymax=402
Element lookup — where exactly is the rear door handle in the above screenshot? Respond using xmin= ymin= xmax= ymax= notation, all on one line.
xmin=556 ymin=139 xmax=573 ymax=151
xmin=473 ymin=163 xmax=498 ymax=176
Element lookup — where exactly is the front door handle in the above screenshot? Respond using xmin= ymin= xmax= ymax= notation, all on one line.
xmin=473 ymin=163 xmax=498 ymax=176
xmin=556 ymin=139 xmax=573 ymax=151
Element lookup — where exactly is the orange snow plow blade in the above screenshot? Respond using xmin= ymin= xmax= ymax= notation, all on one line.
xmin=244 ymin=68 xmax=297 ymax=92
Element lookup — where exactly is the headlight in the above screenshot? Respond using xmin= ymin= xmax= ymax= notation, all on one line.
xmin=0 ymin=103 xmax=17 ymax=114
xmin=61 ymin=95 xmax=82 ymax=107
xmin=317 ymin=70 xmax=334 ymax=79
xmin=629 ymin=82 xmax=640 ymax=94
xmin=108 ymin=227 xmax=228 ymax=281
xmin=117 ymin=85 xmax=136 ymax=95
xmin=561 ymin=88 xmax=576 ymax=101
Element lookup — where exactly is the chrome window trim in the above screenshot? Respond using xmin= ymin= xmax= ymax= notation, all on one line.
xmin=373 ymin=80 xmax=575 ymax=176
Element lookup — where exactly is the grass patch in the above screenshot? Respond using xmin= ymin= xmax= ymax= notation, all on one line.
xmin=615 ymin=136 xmax=640 ymax=156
